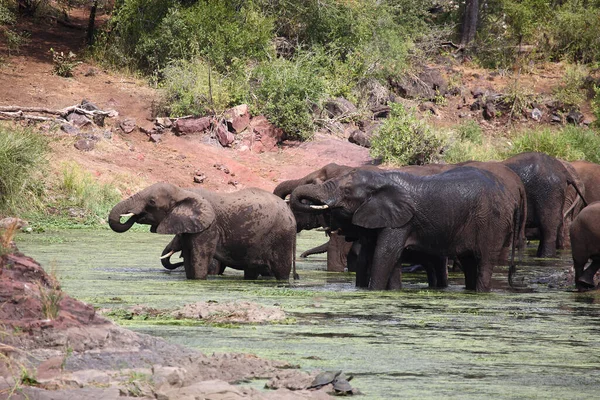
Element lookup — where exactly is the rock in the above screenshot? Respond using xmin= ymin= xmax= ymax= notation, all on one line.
xmin=173 ymin=116 xmax=212 ymax=135
xmin=215 ymin=122 xmax=234 ymax=147
xmin=470 ymin=98 xmax=484 ymax=111
xmin=246 ymin=116 xmax=284 ymax=153
xmin=83 ymin=68 xmax=98 ymax=77
xmin=214 ymin=164 xmax=230 ymax=174
xmin=155 ymin=117 xmax=172 ymax=129
xmin=371 ymin=104 xmax=391 ymax=118
xmin=60 ymin=123 xmax=80 ymax=135
xmin=67 ymin=112 xmax=92 ymax=128
xmin=551 ymin=114 xmax=563 ymax=123
xmin=348 ymin=130 xmax=371 ymax=148
xmin=74 ymin=139 xmax=96 ymax=151
xmin=391 ymin=67 xmax=448 ymax=100
xmin=531 ymin=108 xmax=543 ymax=121
xmin=119 ymin=118 xmax=137 ymax=133
xmin=149 ymin=134 xmax=162 ymax=143
xmin=419 ymin=101 xmax=438 ymax=115
xmin=583 ymin=119 xmax=592 ymax=126
xmin=224 ymin=104 xmax=250 ymax=133
xmin=566 ymin=109 xmax=584 ymax=125
xmin=323 ymin=97 xmax=357 ymax=118
xmin=193 ymin=174 xmax=206 ymax=184
xmin=471 ymin=87 xmax=486 ymax=98
xmin=355 ymin=78 xmax=392 ymax=110
xmin=80 ymin=99 xmax=100 ymax=111
xmin=92 ymin=113 xmax=105 ymax=127
xmin=483 ymin=102 xmax=497 ymax=120
xmin=102 ymin=129 xmax=113 ymax=139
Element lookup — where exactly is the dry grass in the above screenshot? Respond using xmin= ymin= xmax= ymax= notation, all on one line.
xmin=0 ymin=219 xmax=18 ymax=257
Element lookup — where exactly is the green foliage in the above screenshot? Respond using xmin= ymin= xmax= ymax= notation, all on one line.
xmin=100 ymin=0 xmax=273 ymax=74
xmin=443 ymin=137 xmax=504 ymax=164
xmin=0 ymin=124 xmax=48 ymax=213
xmin=0 ymin=0 xmax=30 ymax=56
xmin=545 ymin=5 xmax=600 ymax=63
xmin=592 ymin=85 xmax=600 ymax=127
xmin=158 ymin=58 xmax=241 ymax=117
xmin=50 ymin=48 xmax=80 ymax=77
xmin=504 ymin=126 xmax=600 ymax=163
xmin=456 ymin=120 xmax=483 ymax=144
xmin=57 ymin=161 xmax=121 ymax=220
xmin=370 ymin=103 xmax=445 ymax=165
xmin=553 ymin=64 xmax=588 ymax=108
xmin=251 ymin=54 xmax=326 ymax=140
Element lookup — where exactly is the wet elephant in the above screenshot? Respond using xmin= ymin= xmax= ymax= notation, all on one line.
xmin=108 ymin=183 xmax=297 ymax=281
xmin=570 ymin=160 xmax=600 ymax=204
xmin=503 ymin=152 xmax=586 ymax=258
xmin=570 ymin=201 xmax=600 ymax=290
xmin=291 ymin=167 xmax=523 ymax=292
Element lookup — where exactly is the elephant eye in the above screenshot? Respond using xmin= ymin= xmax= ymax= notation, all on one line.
xmin=148 ymin=198 xmax=156 ymax=206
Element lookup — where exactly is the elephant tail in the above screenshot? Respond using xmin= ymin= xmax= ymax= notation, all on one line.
xmin=293 ymin=238 xmax=299 ymax=280
xmin=567 ymin=178 xmax=588 ymax=208
xmin=508 ymin=192 xmax=524 ymax=288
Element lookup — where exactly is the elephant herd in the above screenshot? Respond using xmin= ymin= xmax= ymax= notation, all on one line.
xmin=108 ymin=152 xmax=600 ymax=292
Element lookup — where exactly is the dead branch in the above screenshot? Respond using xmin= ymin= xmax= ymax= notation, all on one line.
xmin=0 ymin=111 xmax=65 ymax=122
xmin=0 ymin=103 xmax=118 ymax=123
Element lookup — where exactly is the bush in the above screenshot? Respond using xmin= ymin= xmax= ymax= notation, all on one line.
xmin=545 ymin=5 xmax=600 ymax=63
xmin=251 ymin=54 xmax=326 ymax=140
xmin=456 ymin=120 xmax=483 ymax=144
xmin=591 ymin=85 xmax=600 ymax=127
xmin=370 ymin=103 xmax=445 ymax=165
xmin=0 ymin=124 xmax=48 ymax=213
xmin=504 ymin=126 xmax=600 ymax=162
xmin=58 ymin=162 xmax=121 ymax=219
xmin=159 ymin=58 xmax=244 ymax=117
xmin=553 ymin=64 xmax=587 ymax=108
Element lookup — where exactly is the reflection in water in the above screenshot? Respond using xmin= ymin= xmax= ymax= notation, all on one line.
xmin=16 ymin=229 xmax=600 ymax=400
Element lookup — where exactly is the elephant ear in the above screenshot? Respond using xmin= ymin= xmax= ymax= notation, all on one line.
xmin=156 ymin=195 xmax=216 ymax=234
xmin=352 ymin=186 xmax=414 ymax=229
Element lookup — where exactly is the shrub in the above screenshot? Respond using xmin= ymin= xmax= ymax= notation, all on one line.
xmin=553 ymin=64 xmax=587 ymax=108
xmin=443 ymin=138 xmax=504 ymax=164
xmin=504 ymin=126 xmax=600 ymax=162
xmin=251 ymin=54 xmax=326 ymax=140
xmin=159 ymin=58 xmax=243 ymax=117
xmin=593 ymin=85 xmax=600 ymax=127
xmin=456 ymin=120 xmax=483 ymax=144
xmin=58 ymin=162 xmax=121 ymax=219
xmin=370 ymin=103 xmax=445 ymax=165
xmin=545 ymin=6 xmax=600 ymax=63
xmin=0 ymin=124 xmax=48 ymax=213
xmin=50 ymin=48 xmax=80 ymax=77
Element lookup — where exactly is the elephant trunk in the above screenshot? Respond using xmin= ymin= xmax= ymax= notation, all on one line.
xmin=108 ymin=196 xmax=140 ymax=233
xmin=290 ymin=183 xmax=334 ymax=214
xmin=273 ymin=179 xmax=303 ymax=199
xmin=161 ymin=248 xmax=183 ymax=270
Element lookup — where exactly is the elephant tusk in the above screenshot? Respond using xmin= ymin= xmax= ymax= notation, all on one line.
xmin=309 ymin=204 xmax=329 ymax=210
xmin=160 ymin=250 xmax=175 ymax=259
xmin=120 ymin=213 xmax=135 ymax=218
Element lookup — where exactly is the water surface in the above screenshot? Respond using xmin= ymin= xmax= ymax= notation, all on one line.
xmin=16 ymin=230 xmax=600 ymax=399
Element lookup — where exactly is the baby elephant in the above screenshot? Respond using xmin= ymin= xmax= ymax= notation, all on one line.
xmin=570 ymin=201 xmax=600 ymax=290
xmin=108 ymin=183 xmax=297 ymax=281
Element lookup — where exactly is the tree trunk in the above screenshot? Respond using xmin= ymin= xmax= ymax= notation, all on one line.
xmin=87 ymin=0 xmax=99 ymax=45
xmin=460 ymin=0 xmax=479 ymax=47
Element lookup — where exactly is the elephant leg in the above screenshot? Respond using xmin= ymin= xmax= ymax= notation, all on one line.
xmin=433 ymin=256 xmax=449 ymax=288
xmin=184 ymin=226 xmax=218 ymax=280
xmin=326 ymin=233 xmax=352 ymax=272
xmin=244 ymin=268 xmax=260 ymax=280
xmin=577 ymin=258 xmax=600 ymax=289
xmin=387 ymin=262 xmax=402 ymax=290
xmin=458 ymin=254 xmax=478 ymax=291
xmin=476 ymin=260 xmax=494 ymax=292
xmin=537 ymin=220 xmax=559 ymax=258
xmin=369 ymin=229 xmax=406 ymax=290
xmin=354 ymin=238 xmax=374 ymax=288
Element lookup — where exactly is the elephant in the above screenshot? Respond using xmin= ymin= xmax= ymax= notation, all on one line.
xmin=290 ymin=166 xmax=523 ymax=292
xmin=108 ymin=183 xmax=297 ymax=281
xmin=277 ymin=163 xmax=452 ymax=287
xmin=570 ymin=201 xmax=600 ymax=290
xmin=503 ymin=152 xmax=587 ymax=258
xmin=160 ymin=235 xmax=225 ymax=275
xmin=571 ymin=160 xmax=600 ymax=204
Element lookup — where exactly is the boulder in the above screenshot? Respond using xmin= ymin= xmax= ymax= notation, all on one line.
xmin=348 ymin=130 xmax=371 ymax=148
xmin=224 ymin=104 xmax=250 ymax=133
xmin=391 ymin=67 xmax=448 ymax=100
xmin=419 ymin=101 xmax=438 ymax=115
xmin=246 ymin=116 xmax=284 ymax=153
xmin=323 ymin=97 xmax=357 ymax=118
xmin=60 ymin=123 xmax=80 ymax=135
xmin=483 ymin=101 xmax=497 ymax=120
xmin=566 ymin=109 xmax=584 ymax=125
xmin=67 ymin=112 xmax=92 ymax=128
xmin=119 ymin=118 xmax=137 ymax=133
xmin=173 ymin=116 xmax=212 ymax=136
xmin=215 ymin=122 xmax=234 ymax=147
xmin=74 ymin=139 xmax=96 ymax=151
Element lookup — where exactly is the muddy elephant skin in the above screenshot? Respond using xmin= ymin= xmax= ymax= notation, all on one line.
xmin=109 ymin=183 xmax=296 ymax=281
xmin=570 ymin=201 xmax=600 ymax=290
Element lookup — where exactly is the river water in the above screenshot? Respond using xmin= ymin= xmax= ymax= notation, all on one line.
xmin=16 ymin=229 xmax=600 ymax=399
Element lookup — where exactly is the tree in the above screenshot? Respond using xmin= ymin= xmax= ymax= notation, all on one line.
xmin=460 ymin=0 xmax=479 ymax=47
